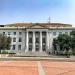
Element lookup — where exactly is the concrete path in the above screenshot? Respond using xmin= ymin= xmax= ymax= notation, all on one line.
xmin=37 ymin=61 xmax=45 ymax=75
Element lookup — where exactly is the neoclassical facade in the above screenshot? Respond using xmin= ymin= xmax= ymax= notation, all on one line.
xmin=0 ymin=23 xmax=74 ymax=54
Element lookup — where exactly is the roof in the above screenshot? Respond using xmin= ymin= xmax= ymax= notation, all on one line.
xmin=6 ymin=23 xmax=32 ymax=27
xmin=5 ymin=23 xmax=72 ymax=28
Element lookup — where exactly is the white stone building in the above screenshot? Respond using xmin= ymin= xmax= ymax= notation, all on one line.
xmin=0 ymin=23 xmax=74 ymax=54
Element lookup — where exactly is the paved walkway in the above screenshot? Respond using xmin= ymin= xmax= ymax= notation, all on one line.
xmin=0 ymin=61 xmax=75 ymax=75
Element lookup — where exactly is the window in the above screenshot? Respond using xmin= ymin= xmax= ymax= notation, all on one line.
xmin=12 ymin=45 xmax=15 ymax=50
xmin=42 ymin=45 xmax=46 ymax=51
xmin=29 ymin=37 xmax=32 ymax=43
xmin=18 ymin=45 xmax=21 ymax=50
xmin=36 ymin=45 xmax=39 ymax=51
xmin=13 ymin=32 xmax=16 ymax=35
xmin=19 ymin=37 xmax=22 ymax=42
xmin=65 ymin=32 xmax=68 ymax=34
xmin=53 ymin=32 xmax=56 ymax=36
xmin=8 ymin=32 xmax=10 ymax=35
xmin=3 ymin=32 xmax=5 ymax=35
xmin=42 ymin=38 xmax=46 ymax=43
xmin=13 ymin=37 xmax=16 ymax=42
xmin=19 ymin=32 xmax=22 ymax=35
xmin=29 ymin=45 xmax=32 ymax=51
xmin=59 ymin=32 xmax=62 ymax=34
xmin=36 ymin=38 xmax=39 ymax=43
xmin=42 ymin=32 xmax=46 ymax=36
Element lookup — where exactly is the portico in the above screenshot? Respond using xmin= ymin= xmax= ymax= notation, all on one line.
xmin=25 ymin=30 xmax=49 ymax=52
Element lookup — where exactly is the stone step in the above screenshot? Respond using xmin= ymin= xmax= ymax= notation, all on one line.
xmin=16 ymin=51 xmax=49 ymax=56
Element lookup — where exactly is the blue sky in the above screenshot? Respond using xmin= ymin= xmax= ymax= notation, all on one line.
xmin=0 ymin=0 xmax=75 ymax=26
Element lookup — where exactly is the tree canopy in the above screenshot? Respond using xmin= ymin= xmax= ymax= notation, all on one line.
xmin=52 ymin=30 xmax=75 ymax=55
xmin=0 ymin=34 xmax=11 ymax=52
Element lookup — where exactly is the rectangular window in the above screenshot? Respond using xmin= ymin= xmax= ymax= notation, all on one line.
xmin=18 ymin=45 xmax=21 ymax=50
xmin=29 ymin=45 xmax=32 ymax=51
xmin=13 ymin=32 xmax=16 ymax=35
xmin=36 ymin=45 xmax=39 ymax=51
xmin=8 ymin=32 xmax=10 ymax=35
xmin=42 ymin=38 xmax=46 ymax=43
xmin=42 ymin=32 xmax=46 ymax=36
xmin=42 ymin=45 xmax=46 ymax=51
xmin=12 ymin=45 xmax=15 ymax=50
xmin=36 ymin=38 xmax=39 ymax=43
xmin=3 ymin=32 xmax=5 ymax=35
xmin=59 ymin=32 xmax=62 ymax=34
xmin=53 ymin=32 xmax=56 ymax=36
xmin=65 ymin=32 xmax=68 ymax=34
xmin=13 ymin=37 xmax=16 ymax=42
xmin=29 ymin=37 xmax=32 ymax=43
xmin=19 ymin=37 xmax=22 ymax=42
xmin=19 ymin=32 xmax=22 ymax=35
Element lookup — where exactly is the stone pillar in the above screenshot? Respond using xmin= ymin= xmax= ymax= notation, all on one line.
xmin=32 ymin=31 xmax=35 ymax=52
xmin=46 ymin=31 xmax=49 ymax=52
xmin=25 ymin=31 xmax=29 ymax=52
xmin=40 ymin=31 xmax=42 ymax=52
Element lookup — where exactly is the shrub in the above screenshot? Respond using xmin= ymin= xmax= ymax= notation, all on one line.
xmin=1 ymin=50 xmax=8 ymax=54
xmin=8 ymin=51 xmax=16 ymax=54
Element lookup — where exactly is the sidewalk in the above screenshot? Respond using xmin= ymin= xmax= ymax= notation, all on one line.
xmin=0 ymin=56 xmax=75 ymax=62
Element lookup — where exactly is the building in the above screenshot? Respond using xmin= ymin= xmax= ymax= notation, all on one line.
xmin=0 ymin=23 xmax=74 ymax=55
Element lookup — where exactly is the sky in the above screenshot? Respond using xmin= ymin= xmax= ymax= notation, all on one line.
xmin=0 ymin=0 xmax=75 ymax=27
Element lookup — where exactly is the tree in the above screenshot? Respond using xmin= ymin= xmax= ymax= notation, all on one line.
xmin=70 ymin=30 xmax=75 ymax=54
xmin=56 ymin=34 xmax=71 ymax=57
xmin=70 ymin=30 xmax=75 ymax=36
xmin=0 ymin=34 xmax=11 ymax=53
xmin=53 ymin=38 xmax=58 ymax=54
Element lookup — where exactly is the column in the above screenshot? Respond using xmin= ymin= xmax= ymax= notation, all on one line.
xmin=40 ymin=31 xmax=42 ymax=52
xmin=46 ymin=31 xmax=49 ymax=52
xmin=25 ymin=31 xmax=29 ymax=52
xmin=32 ymin=31 xmax=35 ymax=52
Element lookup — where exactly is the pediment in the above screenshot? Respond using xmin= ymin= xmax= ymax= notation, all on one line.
xmin=28 ymin=25 xmax=46 ymax=29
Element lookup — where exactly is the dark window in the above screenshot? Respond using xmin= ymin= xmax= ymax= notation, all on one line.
xmin=18 ymin=45 xmax=21 ymax=50
xmin=29 ymin=38 xmax=32 ymax=43
xmin=12 ymin=45 xmax=15 ymax=50
xmin=8 ymin=32 xmax=10 ymax=35
xmin=3 ymin=32 xmax=5 ymax=35
xmin=19 ymin=32 xmax=22 ymax=35
xmin=65 ymin=32 xmax=68 ymax=34
xmin=13 ymin=37 xmax=16 ymax=42
xmin=53 ymin=32 xmax=56 ymax=36
xmin=42 ymin=32 xmax=46 ymax=35
xmin=13 ymin=32 xmax=16 ymax=35
xmin=59 ymin=32 xmax=62 ymax=34
xmin=42 ymin=38 xmax=46 ymax=43
xmin=36 ymin=45 xmax=39 ymax=51
xmin=29 ymin=45 xmax=32 ymax=51
xmin=29 ymin=32 xmax=33 ymax=34
xmin=35 ymin=32 xmax=39 ymax=34
xmin=36 ymin=38 xmax=39 ymax=43
xmin=19 ymin=37 xmax=22 ymax=42
xmin=42 ymin=45 xmax=46 ymax=51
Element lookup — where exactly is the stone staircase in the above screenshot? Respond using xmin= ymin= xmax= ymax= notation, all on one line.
xmin=16 ymin=51 xmax=49 ymax=57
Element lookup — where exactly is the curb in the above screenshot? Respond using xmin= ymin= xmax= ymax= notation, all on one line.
xmin=0 ymin=57 xmax=75 ymax=62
